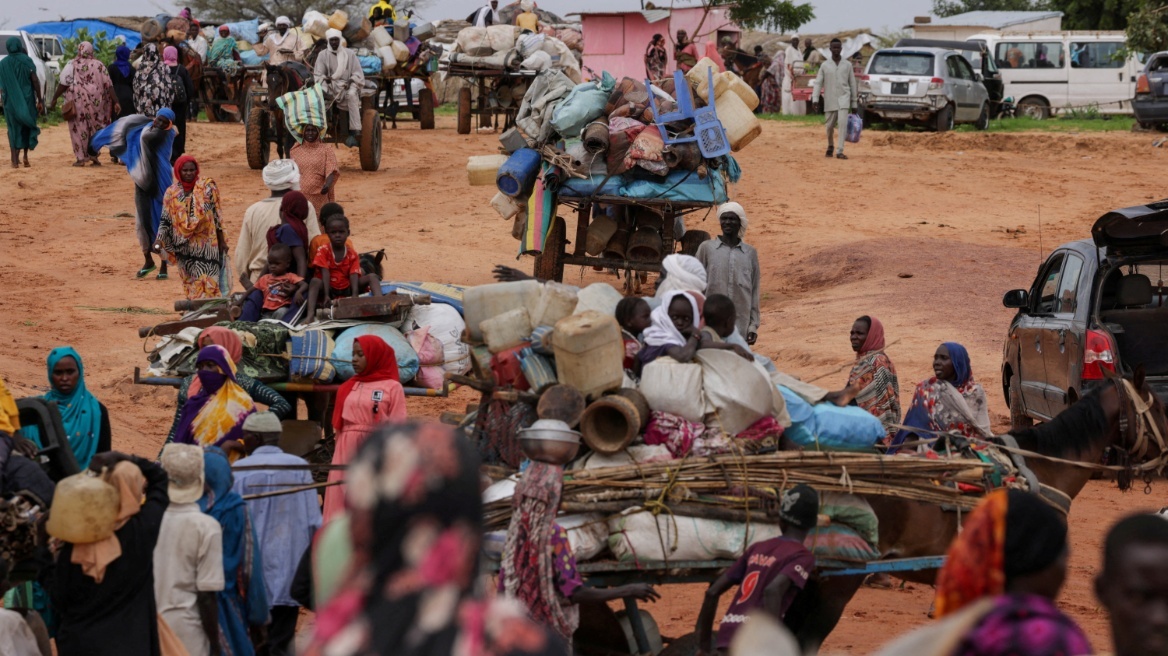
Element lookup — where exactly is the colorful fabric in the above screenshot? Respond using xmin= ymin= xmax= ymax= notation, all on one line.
xmin=265 ymin=191 xmax=310 ymax=248
xmin=31 ymin=347 xmax=103 ymax=468
xmin=158 ymin=164 xmax=225 ymax=300
xmin=289 ymin=140 xmax=338 ymax=212
xmin=133 ymin=43 xmax=175 ymax=117
xmin=0 ymin=378 xmax=18 ymax=435
xmin=71 ymin=461 xmax=145 ymax=583
xmin=91 ymin=109 xmax=176 ymax=249
xmin=255 ymin=273 xmax=303 ymax=310
xmin=312 ymin=240 xmax=362 ymax=291
xmin=893 ymin=376 xmax=991 ymax=451
xmin=276 ymin=84 xmax=327 ymax=142
xmin=951 ymin=593 xmax=1093 ymax=656
xmin=645 ymin=42 xmax=667 ymax=81
xmin=521 ymin=163 xmax=558 ymax=255
xmin=199 ymin=448 xmax=268 ymax=656
xmin=174 ymin=345 xmax=256 ymax=448
xmin=187 ymin=327 xmax=243 ymax=398
xmin=760 ymin=53 xmax=783 ymax=113
xmin=643 ymin=411 xmax=705 ymax=458
xmin=0 ymin=37 xmax=40 ymax=151
xmin=806 ymin=492 xmax=879 ymax=563
xmin=208 ymin=36 xmax=240 ymax=76
xmin=715 ymin=537 xmax=814 ymax=650
xmin=62 ymin=43 xmax=113 ymax=160
xmin=848 ymin=321 xmax=901 ymax=444
xmin=935 ymin=490 xmax=1008 ymax=618
xmin=500 ymin=461 xmax=578 ymax=643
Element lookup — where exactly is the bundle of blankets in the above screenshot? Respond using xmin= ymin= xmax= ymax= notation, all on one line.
xmin=448 ymin=25 xmax=581 ymax=83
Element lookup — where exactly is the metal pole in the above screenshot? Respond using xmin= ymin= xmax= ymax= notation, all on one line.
xmin=623 ymin=598 xmax=652 ymax=655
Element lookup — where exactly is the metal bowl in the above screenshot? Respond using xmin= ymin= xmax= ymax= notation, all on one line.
xmin=518 ymin=419 xmax=582 ymax=465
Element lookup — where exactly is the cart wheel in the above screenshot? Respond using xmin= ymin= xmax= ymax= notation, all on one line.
xmin=419 ymin=88 xmax=435 ymax=130
xmin=457 ymin=87 xmax=472 ymax=135
xmin=360 ymin=109 xmax=382 ymax=172
xmin=533 ymin=216 xmax=566 ymax=282
xmin=246 ymin=106 xmax=270 ymax=170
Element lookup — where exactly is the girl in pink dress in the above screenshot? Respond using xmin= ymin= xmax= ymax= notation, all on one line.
xmin=323 ymin=335 xmax=406 ymax=522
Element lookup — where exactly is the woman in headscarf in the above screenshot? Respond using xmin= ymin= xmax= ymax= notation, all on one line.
xmin=48 ymin=42 xmax=116 ymax=166
xmin=654 ymin=253 xmax=707 ymax=301
xmin=172 ymin=345 xmax=256 ymax=448
xmin=50 ymin=453 xmax=169 ymax=656
xmin=289 ymin=124 xmax=339 ymax=213
xmin=107 ymin=45 xmax=136 ymax=163
xmin=165 ymin=327 xmax=291 ymax=446
xmin=208 ymin=26 xmax=241 ymax=76
xmin=636 ymin=289 xmax=743 ymax=369
xmin=892 ymin=342 xmax=991 ymax=452
xmin=266 ymin=190 xmax=310 ymax=278
xmin=304 ymin=422 xmax=568 ymax=656
xmin=22 ymin=347 xmax=110 ymax=470
xmin=875 ymin=489 xmax=1091 ymax=656
xmin=156 ymin=154 xmax=228 ymax=299
xmin=90 ymin=108 xmax=177 ymax=278
xmin=133 ymin=43 xmax=175 ymax=118
xmin=322 ymin=335 xmax=407 ymax=523
xmin=0 ymin=36 xmax=43 ymax=168
xmin=644 ymin=33 xmax=668 ymax=82
xmin=199 ymin=448 xmax=268 ymax=656
xmin=844 ymin=316 xmax=900 ymax=445
xmin=760 ymin=48 xmax=784 ymax=113
xmin=163 ymin=46 xmax=195 ymax=163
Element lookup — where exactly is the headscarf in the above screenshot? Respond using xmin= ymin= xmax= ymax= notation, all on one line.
xmin=942 ymin=341 xmax=972 ymax=388
xmin=187 ymin=327 xmax=244 ymax=397
xmin=325 ymin=28 xmax=343 ymax=50
xmin=934 ymin=489 xmax=1067 ymax=618
xmin=114 ymin=45 xmax=132 ymax=77
xmin=77 ymin=41 xmax=94 ymax=59
xmin=332 ymin=336 xmax=400 ymax=432
xmin=132 ymin=43 xmax=176 ymax=117
xmin=172 ymin=153 xmax=199 ymax=193
xmin=263 ymin=159 xmax=301 ymax=191
xmin=643 ymin=289 xmax=700 ymax=348
xmin=276 ymin=16 xmax=292 ymax=27
xmin=163 ymin=45 xmax=179 ymax=66
xmin=305 ymin=423 xmax=563 ymax=656
xmin=267 ymin=191 xmax=310 ymax=247
xmin=70 ymin=461 xmax=145 ymax=582
xmin=174 ymin=345 xmax=256 ymax=447
xmin=717 ymin=201 xmax=748 ymax=238
xmin=0 ymin=37 xmax=41 ymax=151
xmin=0 ymin=378 xmax=19 ymax=435
xmin=34 ymin=348 xmax=103 ymax=469
xmin=179 ymin=7 xmax=193 ymax=20
xmin=859 ymin=316 xmax=886 ymax=355
xmin=209 ymin=30 xmax=240 ymax=74
xmin=655 ymin=253 xmax=707 ymax=298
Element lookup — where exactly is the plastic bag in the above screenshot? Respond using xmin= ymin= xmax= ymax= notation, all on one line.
xmin=639 ymin=356 xmax=705 ymax=423
xmin=221 ymin=18 xmax=260 ymax=44
xmin=551 ymin=72 xmax=616 ymax=139
xmin=846 ymin=112 xmax=863 ymax=143
xmin=331 ymin=324 xmax=420 ymax=382
xmin=406 ymin=327 xmax=445 ymax=390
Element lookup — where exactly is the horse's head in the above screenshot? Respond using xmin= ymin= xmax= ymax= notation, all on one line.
xmin=1105 ymin=365 xmax=1168 ymax=488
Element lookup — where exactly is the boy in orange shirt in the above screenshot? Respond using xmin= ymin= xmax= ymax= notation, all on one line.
xmin=305 ymin=215 xmax=382 ymax=322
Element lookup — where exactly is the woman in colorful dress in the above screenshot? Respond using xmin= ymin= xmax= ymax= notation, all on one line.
xmin=875 ymin=489 xmax=1091 ymax=656
xmin=321 ymin=335 xmax=406 ymax=523
xmin=172 ymin=345 xmax=256 ymax=448
xmin=844 ymin=316 xmax=900 ymax=445
xmin=644 ymin=34 xmax=667 ymax=82
xmin=289 ymin=124 xmax=339 ymax=213
xmin=156 ymin=154 xmax=228 ymax=299
xmin=132 ymin=43 xmax=175 ymax=118
xmin=49 ymin=42 xmax=116 ymax=167
xmin=199 ymin=448 xmax=268 ymax=656
xmin=24 ymin=347 xmax=110 ymax=470
xmin=0 ymin=36 xmax=43 ymax=169
xmin=891 ymin=341 xmax=991 ymax=452
xmin=759 ymin=49 xmax=784 ymax=113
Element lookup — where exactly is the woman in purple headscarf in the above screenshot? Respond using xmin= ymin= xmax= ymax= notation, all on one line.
xmin=891 ymin=342 xmax=991 ymax=452
xmin=173 ymin=345 xmax=256 ymax=448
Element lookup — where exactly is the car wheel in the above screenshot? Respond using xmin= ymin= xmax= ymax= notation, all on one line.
xmin=1017 ymin=96 xmax=1050 ymax=120
xmin=1008 ymin=371 xmax=1033 ymax=431
xmin=974 ymin=103 xmax=990 ymax=131
xmin=933 ymin=104 xmax=954 ymax=132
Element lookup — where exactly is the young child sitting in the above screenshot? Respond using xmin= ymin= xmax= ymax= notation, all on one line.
xmin=615 ymin=296 xmax=651 ymax=370
xmin=238 ymin=243 xmax=307 ymax=322
xmin=702 ymin=294 xmax=775 ymax=373
xmin=305 ymin=215 xmax=383 ymax=321
xmin=638 ymin=290 xmax=752 ymax=375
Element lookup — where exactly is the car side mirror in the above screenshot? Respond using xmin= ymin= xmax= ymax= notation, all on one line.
xmin=1003 ymin=289 xmax=1029 ymax=309
xmin=974 ymin=73 xmax=983 ymax=82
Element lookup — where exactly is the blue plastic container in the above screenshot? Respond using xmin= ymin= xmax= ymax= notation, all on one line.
xmin=496 ymin=148 xmax=542 ymax=198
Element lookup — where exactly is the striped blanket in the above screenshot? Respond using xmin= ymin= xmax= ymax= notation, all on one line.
xmin=275 ymin=84 xmax=327 ymax=143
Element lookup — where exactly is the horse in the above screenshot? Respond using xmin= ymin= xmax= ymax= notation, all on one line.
xmin=785 ymin=367 xmax=1168 ymax=653
xmin=264 ymin=61 xmax=313 ymax=160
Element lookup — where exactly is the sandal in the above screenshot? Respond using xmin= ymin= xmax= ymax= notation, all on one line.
xmin=157 ymin=272 xmax=169 ymax=280
xmin=72 ymin=161 xmax=86 ymax=167
xmin=836 ymin=153 xmax=849 ymax=160
xmin=136 ymin=265 xmax=157 ymax=279
xmin=825 ymin=147 xmax=833 ymax=157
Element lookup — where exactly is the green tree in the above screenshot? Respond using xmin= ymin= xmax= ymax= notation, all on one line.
xmin=1126 ymin=3 xmax=1168 ymax=54
xmin=1047 ymin=0 xmax=1144 ymax=30
xmin=932 ymin=0 xmax=1050 ymax=18
xmin=721 ymin=0 xmax=815 ymax=33
xmin=61 ymin=28 xmax=119 ymax=68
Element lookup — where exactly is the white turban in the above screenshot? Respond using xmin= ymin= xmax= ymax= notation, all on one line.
xmin=656 ymin=253 xmax=707 ymax=298
xmin=263 ymin=159 xmax=301 ymax=191
xmin=275 ymin=16 xmax=291 ymax=27
xmin=242 ymin=411 xmax=283 ymax=433
xmin=325 ymin=28 xmax=344 ymax=49
xmin=521 ymin=0 xmax=535 ymax=11
xmin=718 ymin=201 xmax=748 ymax=238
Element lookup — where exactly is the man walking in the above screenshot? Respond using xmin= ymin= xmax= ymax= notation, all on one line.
xmin=815 ymin=38 xmax=857 ymax=160
xmin=695 ymin=202 xmax=761 ymax=345
xmin=231 ymin=413 xmax=322 ymax=656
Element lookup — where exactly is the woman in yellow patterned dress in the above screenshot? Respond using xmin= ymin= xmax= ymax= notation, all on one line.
xmin=156 ymin=154 xmax=229 ymax=298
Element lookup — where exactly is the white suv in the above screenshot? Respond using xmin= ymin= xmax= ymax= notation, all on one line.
xmin=859 ymin=46 xmax=990 ymax=131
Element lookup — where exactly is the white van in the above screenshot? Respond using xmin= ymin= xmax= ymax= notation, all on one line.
xmin=965 ymin=32 xmax=1143 ymax=118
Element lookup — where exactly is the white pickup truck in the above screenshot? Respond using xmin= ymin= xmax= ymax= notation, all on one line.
xmin=0 ymin=30 xmax=58 ymax=109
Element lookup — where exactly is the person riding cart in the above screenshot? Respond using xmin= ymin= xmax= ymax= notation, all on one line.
xmin=313 ymin=30 xmax=364 ymax=148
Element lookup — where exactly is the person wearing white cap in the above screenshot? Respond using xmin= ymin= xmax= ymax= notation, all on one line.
xmin=313 ymin=29 xmax=365 ymax=146
xmin=468 ymin=0 xmax=501 ymax=27
xmin=695 ymin=201 xmax=761 ymax=344
xmin=231 ymin=412 xmax=321 ymax=656
xmin=155 ymin=444 xmax=225 ymax=656
xmin=236 ymin=159 xmax=321 ymax=286
xmin=254 ymin=15 xmax=303 ymax=66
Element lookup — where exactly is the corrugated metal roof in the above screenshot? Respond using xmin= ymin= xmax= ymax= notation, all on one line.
xmin=573 ymin=9 xmax=672 ymax=22
xmin=924 ymin=10 xmax=1063 ymax=28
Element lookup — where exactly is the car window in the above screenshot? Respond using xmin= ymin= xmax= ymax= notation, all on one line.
xmin=1151 ymin=56 xmax=1168 ymax=72
xmin=995 ymin=42 xmax=1064 ymax=69
xmin=1056 ymin=254 xmax=1084 ymax=314
xmin=870 ymin=52 xmax=934 ymax=76
xmin=954 ymin=56 xmax=976 ymax=80
xmin=1034 ymin=253 xmax=1066 ymax=314
xmin=1071 ymin=42 xmax=1124 ymax=69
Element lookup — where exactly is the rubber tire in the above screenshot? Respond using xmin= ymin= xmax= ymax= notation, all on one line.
xmin=1017 ymin=96 xmax=1050 ymax=120
xmin=933 ymin=104 xmax=954 ymax=132
xmin=1008 ymin=370 xmax=1034 ymax=431
xmin=457 ymin=87 xmax=472 ymax=135
xmin=419 ymin=87 xmax=435 ymax=130
xmin=245 ymin=106 xmax=270 ymax=170
xmin=974 ymin=103 xmax=990 ymax=131
xmin=359 ymin=109 xmax=382 ymax=172
xmin=533 ymin=216 xmax=566 ymax=282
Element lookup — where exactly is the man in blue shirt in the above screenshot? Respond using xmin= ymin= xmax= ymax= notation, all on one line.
xmin=231 ymin=412 xmax=322 ymax=656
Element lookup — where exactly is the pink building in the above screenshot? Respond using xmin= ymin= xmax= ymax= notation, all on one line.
xmin=577 ymin=6 xmax=741 ymax=81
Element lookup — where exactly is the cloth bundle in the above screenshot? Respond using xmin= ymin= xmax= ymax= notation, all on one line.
xmin=606 ymin=116 xmax=646 ymax=175
xmin=515 ymin=69 xmax=576 ymax=146
xmin=605 ymin=77 xmax=675 ymax=125
xmin=276 ymin=84 xmax=327 ymax=143
xmin=623 ymin=125 xmax=667 ymax=176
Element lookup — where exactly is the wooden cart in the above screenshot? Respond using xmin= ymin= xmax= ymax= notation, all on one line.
xmin=440 ymin=62 xmax=537 ymax=135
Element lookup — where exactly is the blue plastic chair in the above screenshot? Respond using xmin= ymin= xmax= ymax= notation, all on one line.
xmin=646 ymin=68 xmax=731 ymax=159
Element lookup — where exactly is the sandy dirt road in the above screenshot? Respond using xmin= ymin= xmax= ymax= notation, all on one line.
xmin=2 ymin=115 xmax=1165 ymax=653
